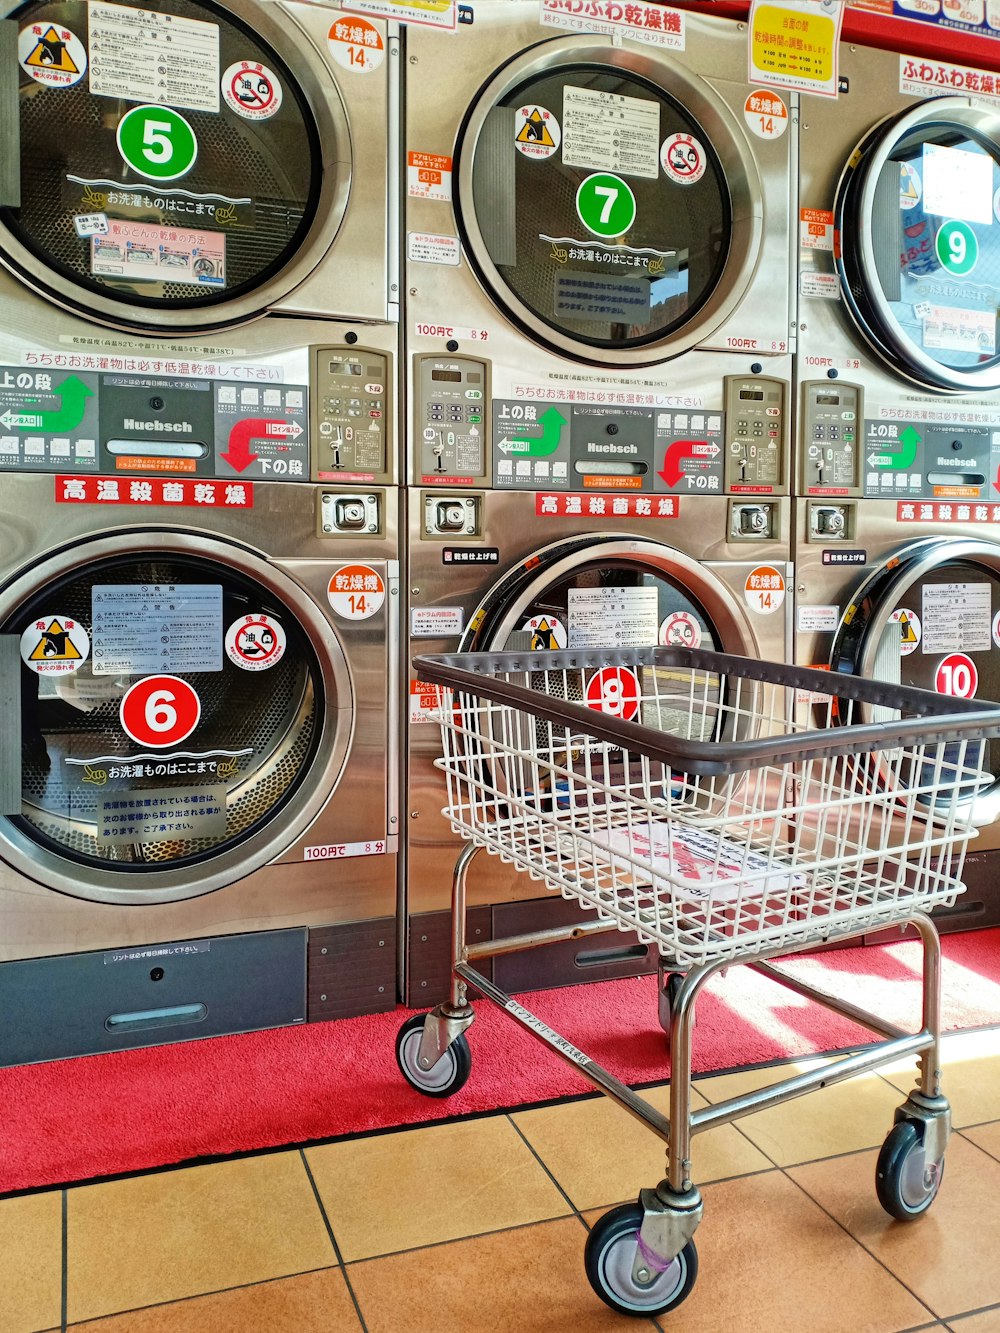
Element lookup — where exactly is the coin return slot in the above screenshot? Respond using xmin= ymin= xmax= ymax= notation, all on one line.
xmin=105 ymin=1003 xmax=208 ymax=1033
xmin=107 ymin=439 xmax=207 ymax=458
xmin=926 ymin=472 xmax=985 ymax=487
xmin=321 ymin=492 xmax=380 ymax=534
xmin=573 ymin=461 xmax=647 ymax=477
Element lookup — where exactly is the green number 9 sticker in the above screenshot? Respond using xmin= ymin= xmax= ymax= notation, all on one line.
xmin=935 ymin=219 xmax=978 ymax=277
xmin=117 ymin=105 xmax=199 ymax=182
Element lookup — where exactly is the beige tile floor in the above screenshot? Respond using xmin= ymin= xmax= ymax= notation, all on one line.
xmin=4 ymin=1024 xmax=999 ymax=1333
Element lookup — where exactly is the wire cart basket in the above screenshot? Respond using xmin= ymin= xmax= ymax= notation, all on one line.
xmin=396 ymin=647 xmax=1000 ymax=1319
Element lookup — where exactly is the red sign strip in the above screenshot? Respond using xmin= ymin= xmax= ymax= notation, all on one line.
xmin=55 ymin=475 xmax=254 ymax=508
xmin=535 ymin=492 xmax=681 ymax=518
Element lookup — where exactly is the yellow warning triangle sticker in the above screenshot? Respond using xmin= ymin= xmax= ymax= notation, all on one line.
xmin=897 ymin=612 xmax=918 ymax=644
xmin=899 ymin=166 xmax=919 ymax=202
xmin=516 ymin=109 xmax=556 ymax=149
xmin=531 ymin=618 xmax=557 ymax=650
xmin=24 ymin=27 xmax=80 ymax=75
xmin=28 ymin=619 xmax=83 ymax=662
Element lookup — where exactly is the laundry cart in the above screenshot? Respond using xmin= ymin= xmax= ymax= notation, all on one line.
xmin=396 ymin=647 xmax=1000 ymax=1318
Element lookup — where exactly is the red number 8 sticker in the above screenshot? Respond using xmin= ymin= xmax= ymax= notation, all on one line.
xmin=584 ymin=666 xmax=641 ymax=721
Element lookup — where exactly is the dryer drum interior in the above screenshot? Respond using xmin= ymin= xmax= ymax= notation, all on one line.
xmin=835 ymin=97 xmax=1000 ymax=392
xmin=3 ymin=551 xmax=324 ymax=876
xmin=457 ymin=537 xmax=765 ymax=801
xmin=2 ymin=0 xmax=327 ymax=322
xmin=454 ymin=41 xmax=763 ymax=365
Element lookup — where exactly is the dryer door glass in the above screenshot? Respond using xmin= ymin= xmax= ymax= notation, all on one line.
xmin=5 ymin=553 xmax=324 ymax=875
xmin=837 ymin=103 xmax=1000 ymax=391
xmin=461 ymin=66 xmax=731 ymax=353
xmin=474 ymin=555 xmax=727 ymax=741
xmin=2 ymin=1 xmax=322 ymax=317
xmin=842 ymin=558 xmax=1000 ymax=816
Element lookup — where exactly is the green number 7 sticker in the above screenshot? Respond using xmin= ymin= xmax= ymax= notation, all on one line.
xmin=575 ymin=172 xmax=636 ymax=239
xmin=117 ymin=105 xmax=199 ymax=182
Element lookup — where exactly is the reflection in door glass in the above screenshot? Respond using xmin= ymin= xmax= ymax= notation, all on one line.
xmin=870 ymin=129 xmax=1000 ymax=373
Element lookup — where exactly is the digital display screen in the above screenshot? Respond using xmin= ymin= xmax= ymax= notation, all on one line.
xmin=739 ymin=389 xmax=764 ymax=401
xmin=431 ymin=370 xmax=463 ymax=382
xmin=815 ymin=394 xmax=840 ymax=405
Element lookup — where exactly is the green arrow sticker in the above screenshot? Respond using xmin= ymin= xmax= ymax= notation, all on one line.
xmin=935 ymin=220 xmax=978 ymax=276
xmin=575 ymin=173 xmax=636 ymax=239
xmin=508 ymin=407 xmax=567 ymax=457
xmin=117 ymin=105 xmax=198 ymax=182
xmin=0 ymin=375 xmax=93 ymax=433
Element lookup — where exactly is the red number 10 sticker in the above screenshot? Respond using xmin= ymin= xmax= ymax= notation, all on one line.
xmin=935 ymin=653 xmax=978 ymax=699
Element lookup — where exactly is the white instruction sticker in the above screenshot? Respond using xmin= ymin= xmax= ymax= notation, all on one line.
xmin=796 ymin=605 xmax=839 ymax=632
xmin=407 ymin=232 xmax=461 ymax=266
xmin=562 ymin=86 xmax=660 ymax=181
xmin=800 ymin=272 xmax=841 ymax=300
xmin=921 ymin=582 xmax=992 ymax=653
xmin=91 ymin=584 xmax=222 ymax=675
xmin=88 ymin=2 xmax=220 ymax=112
xmin=411 ymin=606 xmax=465 ymax=638
xmin=568 ymin=586 xmax=659 ymax=648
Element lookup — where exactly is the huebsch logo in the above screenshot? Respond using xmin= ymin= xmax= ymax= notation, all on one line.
xmin=122 ymin=418 xmax=193 ymax=432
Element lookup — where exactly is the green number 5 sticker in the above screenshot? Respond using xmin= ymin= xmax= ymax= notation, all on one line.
xmin=575 ymin=172 xmax=636 ymax=239
xmin=117 ymin=105 xmax=198 ymax=182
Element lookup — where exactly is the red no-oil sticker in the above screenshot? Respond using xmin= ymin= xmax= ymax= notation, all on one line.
xmin=120 ymin=676 xmax=201 ymax=749
xmin=222 ymin=61 xmax=282 ymax=120
xmin=660 ymin=133 xmax=706 ymax=185
xmin=584 ymin=666 xmax=641 ymax=721
xmin=225 ymin=615 xmax=286 ymax=671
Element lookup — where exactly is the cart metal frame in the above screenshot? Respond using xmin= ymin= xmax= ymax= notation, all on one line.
xmin=399 ymin=647 xmax=999 ymax=1316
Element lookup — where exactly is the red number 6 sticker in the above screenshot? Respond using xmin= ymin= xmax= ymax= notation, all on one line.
xmin=120 ymin=675 xmax=201 ymax=748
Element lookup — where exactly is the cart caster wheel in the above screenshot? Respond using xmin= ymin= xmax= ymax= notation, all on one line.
xmin=584 ymin=1202 xmax=698 ymax=1317
xmin=876 ymin=1120 xmax=945 ymax=1221
xmin=396 ymin=1014 xmax=472 ymax=1099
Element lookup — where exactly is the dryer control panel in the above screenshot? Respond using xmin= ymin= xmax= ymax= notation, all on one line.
xmin=414 ymin=354 xmax=490 ymax=483
xmin=800 ymin=381 xmax=863 ymax=497
xmin=311 ymin=346 xmax=391 ymax=484
xmin=723 ymin=375 xmax=787 ymax=494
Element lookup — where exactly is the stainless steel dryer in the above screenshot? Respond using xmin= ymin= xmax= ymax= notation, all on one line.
xmin=0 ymin=0 xmax=403 ymax=1062
xmin=0 ymin=317 xmax=401 ymax=1065
xmin=0 ymin=0 xmax=396 ymax=330
xmin=795 ymin=40 xmax=1000 ymax=933
xmin=402 ymin=2 xmax=797 ymax=998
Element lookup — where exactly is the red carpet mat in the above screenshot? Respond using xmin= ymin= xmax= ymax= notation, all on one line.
xmin=2 ymin=929 xmax=998 ymax=1195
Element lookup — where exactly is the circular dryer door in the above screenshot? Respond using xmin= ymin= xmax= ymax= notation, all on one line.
xmin=460 ymin=535 xmax=760 ymax=740
xmin=0 ymin=533 xmax=352 ymax=904
xmin=836 ymin=97 xmax=1000 ymax=392
xmin=0 ymin=0 xmax=346 ymax=331
xmin=830 ymin=537 xmax=1000 ymax=822
xmin=455 ymin=39 xmax=765 ymax=366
